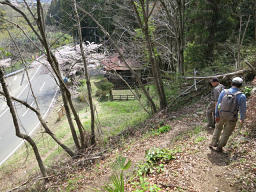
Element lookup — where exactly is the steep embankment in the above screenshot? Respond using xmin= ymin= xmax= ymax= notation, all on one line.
xmin=44 ymin=83 xmax=255 ymax=192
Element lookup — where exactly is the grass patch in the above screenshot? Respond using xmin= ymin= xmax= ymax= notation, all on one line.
xmin=194 ymin=136 xmax=206 ymax=144
xmin=83 ymin=99 xmax=149 ymax=140
xmin=193 ymin=125 xmax=203 ymax=134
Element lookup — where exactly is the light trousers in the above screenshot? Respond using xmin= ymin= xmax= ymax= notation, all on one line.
xmin=211 ymin=118 xmax=237 ymax=148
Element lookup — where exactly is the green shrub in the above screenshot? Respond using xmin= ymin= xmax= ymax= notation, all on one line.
xmin=94 ymin=78 xmax=114 ymax=91
xmin=158 ymin=125 xmax=171 ymax=134
xmin=145 ymin=148 xmax=174 ymax=163
xmin=137 ymin=148 xmax=175 ymax=176
xmin=243 ymin=86 xmax=253 ymax=98
xmin=94 ymin=79 xmax=114 ymax=101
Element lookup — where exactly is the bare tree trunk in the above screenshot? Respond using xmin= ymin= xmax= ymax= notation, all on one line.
xmin=5 ymin=30 xmax=76 ymax=156
xmin=72 ymin=0 xmax=95 ymax=145
xmin=77 ymin=5 xmax=157 ymax=113
xmin=131 ymin=0 xmax=167 ymax=109
xmin=237 ymin=15 xmax=242 ymax=69
xmin=159 ymin=0 xmax=185 ymax=75
xmin=176 ymin=0 xmax=185 ymax=74
xmin=50 ymin=52 xmax=85 ymax=149
xmin=145 ymin=27 xmax=167 ymax=109
xmin=62 ymin=89 xmax=81 ymax=149
xmin=112 ymin=70 xmax=151 ymax=114
xmin=1 ymin=0 xmax=86 ymax=149
xmin=36 ymin=0 xmax=85 ymax=149
xmin=0 ymin=67 xmax=47 ymax=179
xmin=237 ymin=15 xmax=251 ymax=69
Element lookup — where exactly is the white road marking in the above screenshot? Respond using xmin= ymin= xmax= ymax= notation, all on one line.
xmin=39 ymin=82 xmax=46 ymax=92
xmin=1 ymin=103 xmax=6 ymax=109
xmin=0 ymin=108 xmax=8 ymax=118
xmin=0 ymin=88 xmax=59 ymax=166
xmin=13 ymin=76 xmax=17 ymax=81
xmin=22 ymin=101 xmax=34 ymax=117
xmin=0 ymin=65 xmax=42 ymax=117
xmin=0 ymin=102 xmax=15 ymax=118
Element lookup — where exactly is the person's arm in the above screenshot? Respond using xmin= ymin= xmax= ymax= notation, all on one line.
xmin=215 ymin=90 xmax=225 ymax=120
xmin=239 ymin=94 xmax=246 ymax=123
xmin=213 ymin=87 xmax=220 ymax=102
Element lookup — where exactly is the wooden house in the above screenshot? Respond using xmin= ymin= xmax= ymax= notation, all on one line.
xmin=102 ymin=53 xmax=145 ymax=89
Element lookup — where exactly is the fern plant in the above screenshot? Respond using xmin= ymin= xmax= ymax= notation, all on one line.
xmin=102 ymin=156 xmax=131 ymax=192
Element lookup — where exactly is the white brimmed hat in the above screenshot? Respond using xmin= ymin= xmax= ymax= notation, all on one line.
xmin=232 ymin=77 xmax=243 ymax=84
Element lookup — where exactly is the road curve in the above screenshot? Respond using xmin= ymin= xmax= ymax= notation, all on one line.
xmin=0 ymin=64 xmax=58 ymax=166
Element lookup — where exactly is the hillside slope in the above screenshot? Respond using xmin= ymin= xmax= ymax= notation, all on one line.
xmin=40 ymin=82 xmax=256 ymax=192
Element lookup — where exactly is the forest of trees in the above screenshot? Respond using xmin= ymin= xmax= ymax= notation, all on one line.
xmin=44 ymin=0 xmax=256 ymax=113
xmin=46 ymin=0 xmax=256 ymax=73
xmin=0 ymin=0 xmax=255 ymax=191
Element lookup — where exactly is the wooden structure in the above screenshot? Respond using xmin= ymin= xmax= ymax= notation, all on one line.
xmin=102 ymin=53 xmax=146 ymax=89
xmin=111 ymin=94 xmax=141 ymax=101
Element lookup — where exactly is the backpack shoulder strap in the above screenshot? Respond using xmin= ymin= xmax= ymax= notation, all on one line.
xmin=223 ymin=89 xmax=229 ymax=94
xmin=234 ymin=91 xmax=242 ymax=96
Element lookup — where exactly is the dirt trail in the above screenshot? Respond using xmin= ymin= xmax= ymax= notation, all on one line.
xmin=73 ymin=101 xmax=243 ymax=192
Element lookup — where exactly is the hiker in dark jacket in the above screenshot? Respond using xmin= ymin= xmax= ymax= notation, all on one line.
xmin=206 ymin=77 xmax=224 ymax=128
xmin=209 ymin=77 xmax=246 ymax=152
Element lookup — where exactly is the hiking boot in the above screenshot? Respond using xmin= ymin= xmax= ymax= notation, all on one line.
xmin=216 ymin=147 xmax=223 ymax=153
xmin=209 ymin=145 xmax=214 ymax=150
xmin=209 ymin=144 xmax=217 ymax=150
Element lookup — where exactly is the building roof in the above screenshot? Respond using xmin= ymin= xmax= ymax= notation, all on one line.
xmin=102 ymin=53 xmax=142 ymax=71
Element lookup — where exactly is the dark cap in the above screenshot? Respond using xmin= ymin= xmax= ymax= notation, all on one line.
xmin=210 ymin=77 xmax=219 ymax=82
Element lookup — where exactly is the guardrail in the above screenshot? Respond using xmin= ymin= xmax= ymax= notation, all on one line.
xmin=3 ymin=55 xmax=45 ymax=78
xmin=4 ymin=68 xmax=25 ymax=78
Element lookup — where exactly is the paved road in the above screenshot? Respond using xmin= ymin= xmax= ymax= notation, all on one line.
xmin=0 ymin=64 xmax=58 ymax=166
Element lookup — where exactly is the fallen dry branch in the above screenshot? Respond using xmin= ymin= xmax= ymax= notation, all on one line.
xmin=7 ymin=179 xmax=30 ymax=192
xmin=245 ymin=61 xmax=256 ymax=74
xmin=183 ymin=69 xmax=249 ymax=80
xmin=8 ymin=175 xmax=55 ymax=192
xmin=73 ymin=156 xmax=102 ymax=166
